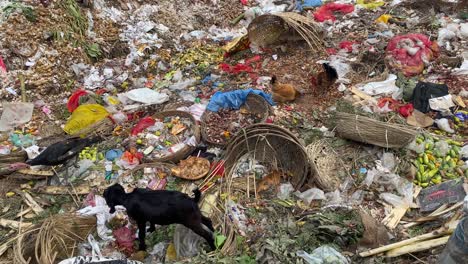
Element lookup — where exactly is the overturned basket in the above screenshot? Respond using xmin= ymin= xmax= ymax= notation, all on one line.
xmin=306 ymin=139 xmax=344 ymax=192
xmin=201 ymin=93 xmax=272 ymax=147
xmin=334 ymin=112 xmax=417 ymax=148
xmin=143 ymin=110 xmax=201 ymax=163
xmin=224 ymin=123 xmax=309 ymax=189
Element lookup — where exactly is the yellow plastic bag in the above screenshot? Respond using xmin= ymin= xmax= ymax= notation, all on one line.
xmin=357 ymin=0 xmax=384 ymax=9
xmin=376 ymin=14 xmax=392 ymax=24
xmin=64 ymin=104 xmax=109 ymax=135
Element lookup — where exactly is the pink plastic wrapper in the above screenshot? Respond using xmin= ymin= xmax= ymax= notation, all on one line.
xmin=0 ymin=56 xmax=6 ymax=74
xmin=386 ymin=33 xmax=439 ymax=76
xmin=314 ymin=3 xmax=354 ymax=22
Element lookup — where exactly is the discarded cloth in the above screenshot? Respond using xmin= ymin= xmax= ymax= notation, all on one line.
xmin=313 ymin=3 xmax=354 ymax=22
xmin=206 ymin=89 xmax=275 ymax=112
xmin=410 ymin=82 xmax=449 ymax=113
xmin=386 ymin=34 xmax=439 ymax=76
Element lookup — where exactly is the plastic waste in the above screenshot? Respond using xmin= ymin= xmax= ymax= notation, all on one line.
xmin=179 ymin=90 xmax=198 ymax=102
xmin=453 ymin=51 xmax=468 ymax=75
xmin=63 ymin=159 xmax=94 ymax=182
xmin=0 ymin=102 xmax=34 ymax=132
xmin=297 ymin=246 xmax=350 ymax=264
xmin=357 ymin=0 xmax=384 ymax=9
xmin=294 ymin=188 xmax=326 ymax=205
xmin=357 ymin=74 xmax=400 ymax=97
xmin=206 ymin=88 xmax=275 ymax=112
xmin=147 ymin=242 xmax=167 ymax=263
xmin=77 ymin=195 xmax=115 ymax=241
xmin=386 ymin=34 xmax=439 ymax=76
xmin=67 ymin=90 xmax=89 ymax=112
xmin=313 ymin=3 xmax=354 ymax=22
xmin=277 ymin=183 xmax=295 ymax=200
xmin=226 ymin=199 xmax=249 ymax=236
xmin=173 ymin=224 xmax=205 ymax=258
xmin=122 ymin=88 xmax=169 ymax=105
xmin=0 ymin=145 xmax=11 ymax=155
xmin=438 ymin=216 xmax=468 ymax=264
xmin=9 ymin=133 xmax=35 ymax=148
xmin=296 ymin=0 xmax=322 ymax=11
xmin=411 ymin=82 xmax=449 ymax=113
xmin=381 ymin=152 xmax=396 ymax=171
xmin=376 ymin=14 xmax=392 ymax=24
xmin=64 ymin=104 xmax=109 ymax=135
xmin=435 ymin=118 xmax=455 ymax=133
xmin=106 ymin=149 xmax=123 ymax=161
xmin=429 ymin=95 xmax=455 ymax=112
xmin=116 ymin=151 xmax=141 ymax=169
xmin=131 ymin=116 xmax=156 ymax=136
xmin=169 ymin=78 xmax=197 ymax=91
xmin=460 ymin=145 xmax=468 ymax=159
xmin=58 ymin=257 xmax=143 ymax=264
xmin=177 ymin=104 xmax=207 ymax=121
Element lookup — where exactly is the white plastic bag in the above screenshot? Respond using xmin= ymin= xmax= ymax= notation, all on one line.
xmin=357 ymin=74 xmax=400 ymax=97
xmin=173 ymin=224 xmax=205 ymax=258
xmin=294 ymin=188 xmax=326 ymax=205
xmin=122 ymin=88 xmax=169 ymax=105
xmin=77 ymin=195 xmax=116 ymax=241
xmin=277 ymin=183 xmax=295 ymax=200
xmin=297 ymin=246 xmax=349 ymax=264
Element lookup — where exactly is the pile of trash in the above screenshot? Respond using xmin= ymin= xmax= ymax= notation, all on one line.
xmin=0 ymin=0 xmax=467 ymax=263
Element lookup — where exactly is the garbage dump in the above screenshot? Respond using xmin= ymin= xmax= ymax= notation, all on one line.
xmin=0 ymin=0 xmax=467 ymax=263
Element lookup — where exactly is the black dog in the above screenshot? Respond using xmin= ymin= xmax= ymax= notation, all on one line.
xmin=103 ymin=184 xmax=215 ymax=251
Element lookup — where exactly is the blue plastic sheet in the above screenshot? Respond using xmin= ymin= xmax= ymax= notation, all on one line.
xmin=296 ymin=0 xmax=322 ymax=11
xmin=206 ymin=89 xmax=275 ymax=112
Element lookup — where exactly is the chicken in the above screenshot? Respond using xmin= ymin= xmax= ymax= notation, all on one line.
xmin=26 ymin=136 xmax=102 ymax=166
xmin=310 ymin=63 xmax=338 ymax=92
xmin=257 ymin=170 xmax=284 ymax=193
xmin=271 ymin=76 xmax=300 ymax=103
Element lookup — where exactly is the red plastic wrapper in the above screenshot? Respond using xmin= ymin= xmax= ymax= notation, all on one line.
xmin=399 ymin=103 xmax=414 ymax=117
xmin=113 ymin=227 xmax=136 ymax=255
xmin=82 ymin=192 xmax=96 ymax=207
xmin=67 ymin=90 xmax=88 ymax=113
xmin=378 ymin=98 xmax=400 ymax=111
xmin=131 ymin=116 xmax=155 ymax=136
xmin=339 ymin=41 xmax=359 ymax=52
xmin=219 ymin=55 xmax=261 ymax=80
xmin=386 ymin=33 xmax=439 ymax=76
xmin=314 ymin=3 xmax=355 ymax=22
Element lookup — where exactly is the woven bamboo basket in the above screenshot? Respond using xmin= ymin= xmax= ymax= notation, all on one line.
xmin=306 ymin=140 xmax=343 ymax=192
xmin=171 ymin=156 xmax=211 ymax=180
xmin=334 ymin=112 xmax=418 ymax=148
xmin=224 ymin=124 xmax=309 ymax=189
xmin=142 ymin=110 xmax=200 ymax=163
xmin=201 ymin=93 xmax=272 ymax=147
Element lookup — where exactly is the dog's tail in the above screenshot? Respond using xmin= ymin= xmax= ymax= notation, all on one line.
xmin=192 ymin=188 xmax=201 ymax=203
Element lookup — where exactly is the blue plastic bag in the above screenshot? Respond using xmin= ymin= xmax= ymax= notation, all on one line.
xmin=296 ymin=0 xmax=322 ymax=11
xmin=206 ymin=89 xmax=275 ymax=112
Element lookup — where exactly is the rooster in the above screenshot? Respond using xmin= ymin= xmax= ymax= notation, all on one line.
xmin=310 ymin=63 xmax=339 ymax=93
xmin=270 ymin=76 xmax=301 ymax=103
